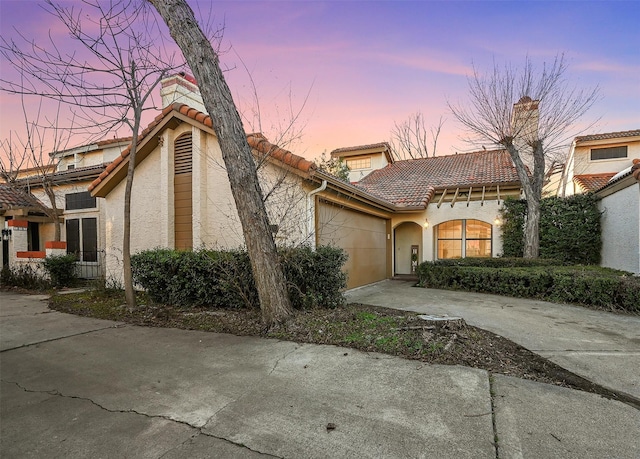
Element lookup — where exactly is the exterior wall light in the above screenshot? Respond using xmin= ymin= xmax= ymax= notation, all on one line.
xmin=423 ymin=219 xmax=429 ymax=228
xmin=494 ymin=217 xmax=502 ymax=226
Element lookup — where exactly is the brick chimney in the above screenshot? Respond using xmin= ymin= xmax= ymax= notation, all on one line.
xmin=160 ymin=72 xmax=207 ymax=113
xmin=511 ymin=96 xmax=540 ymax=169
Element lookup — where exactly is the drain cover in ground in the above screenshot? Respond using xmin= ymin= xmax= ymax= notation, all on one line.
xmin=418 ymin=314 xmax=462 ymax=321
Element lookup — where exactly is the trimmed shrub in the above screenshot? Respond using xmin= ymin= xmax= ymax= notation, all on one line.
xmin=131 ymin=245 xmax=347 ymax=310
xmin=280 ymin=245 xmax=348 ymax=309
xmin=501 ymin=194 xmax=601 ymax=264
xmin=417 ymin=260 xmax=639 ymax=313
xmin=43 ymin=254 xmax=78 ymax=288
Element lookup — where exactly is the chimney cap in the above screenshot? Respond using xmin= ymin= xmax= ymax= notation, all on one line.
xmin=178 ymin=71 xmax=198 ymax=85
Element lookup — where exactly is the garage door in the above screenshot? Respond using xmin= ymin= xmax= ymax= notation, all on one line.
xmin=317 ymin=200 xmax=388 ymax=289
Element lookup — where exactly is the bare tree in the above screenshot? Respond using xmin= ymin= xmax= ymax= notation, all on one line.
xmin=390 ymin=112 xmax=444 ymax=160
xmin=149 ymin=0 xmax=294 ymax=326
xmin=448 ymin=54 xmax=598 ymax=258
xmin=0 ymin=99 xmax=73 ymax=241
xmin=1 ymin=0 xmax=182 ymax=306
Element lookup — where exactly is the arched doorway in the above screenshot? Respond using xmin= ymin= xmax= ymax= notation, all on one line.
xmin=394 ymin=222 xmax=422 ymax=275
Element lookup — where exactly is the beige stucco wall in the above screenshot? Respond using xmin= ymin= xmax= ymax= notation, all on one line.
xmin=598 ymin=182 xmax=640 ymax=274
xmin=103 ymin=122 xmax=312 ymax=283
xmin=391 ymin=199 xmax=506 ymax=268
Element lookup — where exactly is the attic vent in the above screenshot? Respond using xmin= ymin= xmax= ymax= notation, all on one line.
xmin=174 ymin=133 xmax=193 ymax=175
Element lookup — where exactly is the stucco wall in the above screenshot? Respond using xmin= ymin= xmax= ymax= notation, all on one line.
xmin=573 ymin=144 xmax=638 ymax=176
xmin=29 ymin=181 xmax=103 ymax=252
xmin=390 ymin=200 xmax=504 ymax=264
xmin=598 ymin=182 xmax=640 ymax=274
xmin=103 ymin=122 xmax=312 ymax=282
xmin=104 ymin=142 xmax=164 ymax=281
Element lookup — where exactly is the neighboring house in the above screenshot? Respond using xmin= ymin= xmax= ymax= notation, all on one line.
xmin=595 ymin=159 xmax=640 ymax=275
xmin=548 ymin=129 xmax=640 ymax=197
xmin=331 ymin=142 xmax=394 ymax=183
xmin=1 ymin=138 xmax=132 ymax=278
xmin=543 ymin=129 xmax=640 ymax=275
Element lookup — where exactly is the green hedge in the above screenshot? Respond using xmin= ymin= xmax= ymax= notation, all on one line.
xmin=131 ymin=245 xmax=347 ymax=310
xmin=501 ymin=194 xmax=601 ymax=264
xmin=417 ymin=260 xmax=639 ymax=313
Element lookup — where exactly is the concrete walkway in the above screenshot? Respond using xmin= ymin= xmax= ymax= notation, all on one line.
xmin=1 ymin=291 xmax=639 ymax=458
xmin=346 ymin=280 xmax=640 ymax=401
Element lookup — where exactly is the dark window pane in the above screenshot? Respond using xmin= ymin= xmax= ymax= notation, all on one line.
xmin=66 ymin=219 xmax=80 ymax=259
xmin=65 ymin=192 xmax=96 ymax=210
xmin=27 ymin=222 xmax=40 ymax=251
xmin=82 ymin=218 xmax=98 ymax=262
xmin=590 ymin=146 xmax=627 ymax=161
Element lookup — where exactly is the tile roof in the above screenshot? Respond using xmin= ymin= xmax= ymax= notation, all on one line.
xmin=356 ymin=149 xmax=520 ymax=207
xmin=596 ymin=159 xmax=640 ymax=192
xmin=89 ymin=103 xmax=315 ymax=193
xmin=331 ymin=142 xmax=391 ymax=155
xmin=575 ymin=129 xmax=640 ymax=144
xmin=0 ymin=184 xmax=39 ymax=210
xmin=573 ymin=173 xmax=616 ymax=192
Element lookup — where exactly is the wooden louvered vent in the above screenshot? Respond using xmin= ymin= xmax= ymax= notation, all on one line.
xmin=174 ymin=133 xmax=193 ymax=250
xmin=174 ymin=133 xmax=193 ymax=174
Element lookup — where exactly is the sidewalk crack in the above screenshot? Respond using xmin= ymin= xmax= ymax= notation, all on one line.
xmin=488 ymin=373 xmax=500 ymax=459
xmin=4 ymin=379 xmax=281 ymax=458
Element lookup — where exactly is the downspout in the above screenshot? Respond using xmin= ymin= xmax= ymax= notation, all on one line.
xmin=306 ymin=180 xmax=327 ymax=250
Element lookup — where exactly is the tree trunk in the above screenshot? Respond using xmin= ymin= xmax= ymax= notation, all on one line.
xmin=149 ymin=0 xmax=293 ymax=326
xmin=123 ymin=128 xmax=140 ymax=308
xmin=523 ymin=196 xmax=540 ymax=258
xmin=506 ymin=143 xmax=542 ymax=258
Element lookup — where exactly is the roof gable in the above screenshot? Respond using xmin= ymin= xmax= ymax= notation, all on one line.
xmin=89 ymin=103 xmax=316 ymax=197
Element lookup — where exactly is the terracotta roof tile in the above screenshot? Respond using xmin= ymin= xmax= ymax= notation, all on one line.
xmin=0 ymin=184 xmax=37 ymax=209
xmin=89 ymin=103 xmax=316 ymax=192
xmin=575 ymin=129 xmax=640 ymax=143
xmin=573 ymin=173 xmax=616 ymax=192
xmin=331 ymin=142 xmax=391 ymax=155
xmin=356 ymin=149 xmax=520 ymax=207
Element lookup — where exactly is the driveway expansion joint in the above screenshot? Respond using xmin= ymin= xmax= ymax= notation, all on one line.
xmin=0 ymin=324 xmax=125 ymax=353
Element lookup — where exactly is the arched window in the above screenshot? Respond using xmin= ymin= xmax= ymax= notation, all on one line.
xmin=436 ymin=219 xmax=492 ymax=259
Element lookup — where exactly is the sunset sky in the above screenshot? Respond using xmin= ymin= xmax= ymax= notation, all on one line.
xmin=1 ymin=0 xmax=639 ymax=160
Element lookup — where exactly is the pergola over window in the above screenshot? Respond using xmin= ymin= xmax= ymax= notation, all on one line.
xmin=436 ymin=219 xmax=492 ymax=259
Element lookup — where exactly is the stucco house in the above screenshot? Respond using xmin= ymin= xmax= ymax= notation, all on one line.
xmin=85 ymin=75 xmax=522 ymax=288
xmin=3 ymin=73 xmax=524 ymax=289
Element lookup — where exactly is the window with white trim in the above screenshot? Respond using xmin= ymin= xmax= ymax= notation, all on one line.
xmin=345 ymin=157 xmax=371 ymax=170
xmin=436 ymin=219 xmax=492 ymax=259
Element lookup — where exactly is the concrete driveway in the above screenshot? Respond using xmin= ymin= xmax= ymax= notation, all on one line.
xmin=1 ymin=290 xmax=639 ymax=458
xmin=346 ymin=280 xmax=640 ymax=401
